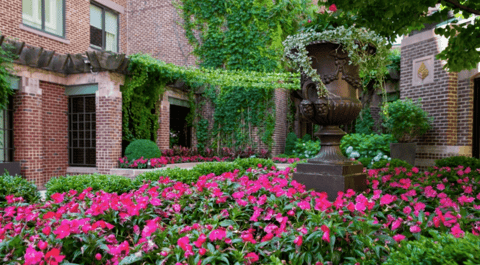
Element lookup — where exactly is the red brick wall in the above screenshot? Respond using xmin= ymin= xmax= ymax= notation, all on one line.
xmin=13 ymin=87 xmax=44 ymax=187
xmin=157 ymin=96 xmax=170 ymax=150
xmin=41 ymin=81 xmax=68 ymax=180
xmin=0 ymin=0 xmax=127 ymax=55
xmin=126 ymin=0 xmax=195 ymax=66
xmin=457 ymin=79 xmax=473 ymax=147
xmin=96 ymin=96 xmax=122 ymax=174
xmin=272 ymin=89 xmax=288 ymax=155
xmin=400 ymin=37 xmax=451 ymax=146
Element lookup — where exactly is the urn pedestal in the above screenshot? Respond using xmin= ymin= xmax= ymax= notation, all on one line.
xmin=292 ymin=41 xmax=367 ymax=200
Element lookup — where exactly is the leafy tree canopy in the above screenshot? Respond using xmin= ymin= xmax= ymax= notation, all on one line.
xmin=326 ymin=0 xmax=480 ymax=72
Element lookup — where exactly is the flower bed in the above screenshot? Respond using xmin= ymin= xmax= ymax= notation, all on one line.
xmin=271 ymin=157 xmax=301 ymax=163
xmin=1 ymin=165 xmax=480 ymax=264
xmin=119 ymin=156 xmax=235 ymax=168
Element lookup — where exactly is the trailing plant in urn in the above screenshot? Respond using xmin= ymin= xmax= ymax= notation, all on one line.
xmin=381 ymin=98 xmax=433 ymax=143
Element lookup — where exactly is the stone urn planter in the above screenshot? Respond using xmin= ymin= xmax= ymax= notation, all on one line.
xmin=390 ymin=142 xmax=416 ymax=166
xmin=292 ymin=41 xmax=367 ymax=200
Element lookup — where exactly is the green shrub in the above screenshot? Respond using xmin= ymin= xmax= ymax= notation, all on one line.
xmin=371 ymin=158 xmax=413 ymax=170
xmin=302 ymin=133 xmax=311 ymax=142
xmin=284 ymin=132 xmax=298 ymax=155
xmin=435 ymin=156 xmax=480 ymax=170
xmin=384 ymin=231 xmax=480 ymax=265
xmin=233 ymin=158 xmax=275 ymax=170
xmin=293 ymin=138 xmax=321 ymax=158
xmin=0 ymin=174 xmax=39 ymax=205
xmin=133 ymin=168 xmax=198 ymax=186
xmin=341 ymin=133 xmax=397 ymax=157
xmin=355 ymin=108 xmax=375 ymax=134
xmin=381 ymin=98 xmax=433 ymax=142
xmin=358 ymin=157 xmax=374 ymax=168
xmin=45 ymin=174 xmax=133 ymax=198
xmin=192 ymin=162 xmax=241 ymax=177
xmin=124 ymin=139 xmax=161 ymax=162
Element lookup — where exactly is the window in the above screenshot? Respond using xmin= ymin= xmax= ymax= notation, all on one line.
xmin=90 ymin=4 xmax=118 ymax=52
xmin=68 ymin=95 xmax=96 ymax=167
xmin=0 ymin=95 xmax=14 ymax=163
xmin=22 ymin=0 xmax=64 ymax=37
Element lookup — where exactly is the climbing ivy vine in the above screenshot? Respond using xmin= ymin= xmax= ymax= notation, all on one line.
xmin=0 ymin=39 xmax=17 ymax=110
xmin=176 ymin=0 xmax=308 ymax=151
xmin=122 ymin=54 xmax=299 ymax=143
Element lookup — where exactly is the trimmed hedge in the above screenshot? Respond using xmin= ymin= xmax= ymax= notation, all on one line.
xmin=435 ymin=156 xmax=480 ymax=170
xmin=124 ymin=139 xmax=161 ymax=162
xmin=45 ymin=174 xmax=133 ymax=198
xmin=371 ymin=158 xmax=413 ymax=170
xmin=384 ymin=231 xmax=480 ymax=265
xmin=0 ymin=174 xmax=39 ymax=205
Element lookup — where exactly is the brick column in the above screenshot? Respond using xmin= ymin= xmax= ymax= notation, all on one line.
xmin=14 ymin=77 xmax=44 ymax=187
xmin=272 ymin=88 xmax=288 ymax=155
xmin=157 ymin=95 xmax=170 ymax=150
xmin=96 ymin=76 xmax=123 ymax=174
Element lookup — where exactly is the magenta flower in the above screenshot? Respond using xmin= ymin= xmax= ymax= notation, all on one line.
xmin=45 ymin=248 xmax=66 ymax=265
xmin=410 ymin=225 xmax=421 ymax=233
xmin=51 ymin=193 xmax=65 ymax=203
xmin=321 ymin=225 xmax=330 ymax=243
xmin=245 ymin=252 xmax=259 ymax=264
xmin=177 ymin=236 xmax=191 ymax=251
xmin=294 ymin=235 xmax=303 ymax=246
xmin=393 ymin=234 xmax=406 ymax=242
xmin=194 ymin=234 xmax=207 ymax=248
xmin=328 ymin=4 xmax=337 ymax=12
xmin=209 ymin=228 xmax=226 ymax=241
xmin=391 ymin=218 xmax=403 ymax=231
xmin=451 ymin=223 xmax=465 ymax=238
xmin=24 ymin=246 xmax=44 ymax=265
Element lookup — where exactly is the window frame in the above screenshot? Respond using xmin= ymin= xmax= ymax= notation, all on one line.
xmin=68 ymin=94 xmax=97 ymax=167
xmin=22 ymin=0 xmax=66 ymax=38
xmin=90 ymin=2 xmax=120 ymax=53
xmin=0 ymin=95 xmax=15 ymax=163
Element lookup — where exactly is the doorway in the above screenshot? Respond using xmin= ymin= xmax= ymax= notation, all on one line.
xmin=170 ymin=105 xmax=192 ymax=148
xmin=473 ymin=78 xmax=480 ymax=158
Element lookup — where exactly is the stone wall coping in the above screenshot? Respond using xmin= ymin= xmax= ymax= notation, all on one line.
xmin=94 ymin=0 xmax=125 ymax=14
xmin=66 ymin=167 xmax=98 ymax=175
xmin=19 ymin=24 xmax=71 ymax=45
xmin=417 ymin=145 xmax=471 ymax=155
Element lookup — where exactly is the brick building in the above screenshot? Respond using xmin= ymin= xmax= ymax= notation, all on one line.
xmin=0 ymin=0 xmax=289 ymax=188
xmin=0 ymin=0 xmax=128 ymax=188
xmin=399 ymin=16 xmax=479 ymax=167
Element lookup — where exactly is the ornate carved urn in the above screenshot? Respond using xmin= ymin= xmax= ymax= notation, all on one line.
xmin=293 ymin=41 xmax=367 ymax=200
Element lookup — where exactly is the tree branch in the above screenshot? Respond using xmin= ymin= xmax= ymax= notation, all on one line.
xmin=442 ymin=0 xmax=480 ymax=15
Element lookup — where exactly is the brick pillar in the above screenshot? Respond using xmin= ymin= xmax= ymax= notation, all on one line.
xmin=14 ymin=77 xmax=44 ymax=187
xmin=96 ymin=76 xmax=123 ymax=174
xmin=272 ymin=88 xmax=288 ymax=155
xmin=157 ymin=95 xmax=170 ymax=150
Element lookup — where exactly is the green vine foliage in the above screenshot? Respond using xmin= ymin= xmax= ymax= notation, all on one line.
xmin=177 ymin=0 xmax=307 ymax=151
xmin=0 ymin=40 xmax=16 ymax=110
xmin=122 ymin=54 xmax=298 ymax=143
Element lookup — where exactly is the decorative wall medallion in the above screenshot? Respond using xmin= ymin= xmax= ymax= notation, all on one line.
xmin=417 ymin=62 xmax=429 ymax=80
xmin=412 ymin=55 xmax=434 ymax=86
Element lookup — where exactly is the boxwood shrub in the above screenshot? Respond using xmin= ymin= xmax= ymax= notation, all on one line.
xmin=45 ymin=174 xmax=133 ymax=198
xmin=0 ymin=174 xmax=39 ymax=205
xmin=371 ymin=158 xmax=413 ymax=170
xmin=384 ymin=231 xmax=480 ymax=265
xmin=124 ymin=139 xmax=161 ymax=162
xmin=435 ymin=156 xmax=480 ymax=170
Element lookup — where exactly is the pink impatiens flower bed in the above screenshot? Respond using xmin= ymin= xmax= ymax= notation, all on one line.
xmin=119 ymin=156 xmax=235 ymax=169
xmin=1 ymin=165 xmax=479 ymax=264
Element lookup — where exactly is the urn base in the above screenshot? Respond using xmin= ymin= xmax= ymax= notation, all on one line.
xmin=293 ymin=162 xmax=366 ymax=201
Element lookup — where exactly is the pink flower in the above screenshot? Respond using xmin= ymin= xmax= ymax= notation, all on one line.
xmin=95 ymin=253 xmax=102 ymax=260
xmin=451 ymin=223 xmax=465 ymax=238
xmin=51 ymin=193 xmax=65 ymax=203
xmin=321 ymin=225 xmax=330 ymax=243
xmin=403 ymin=206 xmax=412 ymax=215
xmin=410 ymin=225 xmax=421 ymax=233
xmin=199 ymin=248 xmax=207 ymax=255
xmin=194 ymin=234 xmax=207 ymax=248
xmin=294 ymin=235 xmax=303 ymax=246
xmin=391 ymin=218 xmax=403 ymax=231
xmin=209 ymin=228 xmax=226 ymax=241
xmin=177 ymin=236 xmax=191 ymax=251
xmin=38 ymin=240 xmax=48 ymax=250
xmin=45 ymin=248 xmax=66 ymax=265
xmin=245 ymin=252 xmax=259 ymax=264
xmin=329 ymin=4 xmax=337 ymax=12
xmin=393 ymin=234 xmax=406 ymax=243
xmin=437 ymin=183 xmax=445 ymax=190
xmin=380 ymin=194 xmax=395 ymax=205
xmin=24 ymin=246 xmax=44 ymax=265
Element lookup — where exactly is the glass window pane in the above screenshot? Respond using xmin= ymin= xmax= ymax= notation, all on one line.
xmin=22 ymin=0 xmax=42 ymax=30
xmin=90 ymin=5 xmax=102 ymax=29
xmin=45 ymin=0 xmax=64 ymax=36
xmin=105 ymin=11 xmax=118 ymax=52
